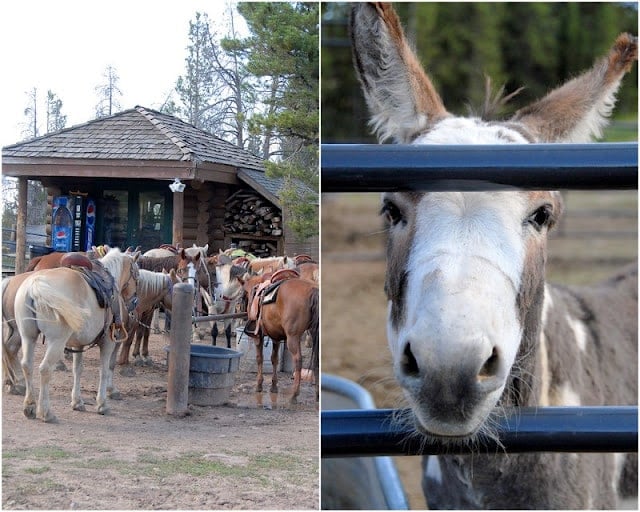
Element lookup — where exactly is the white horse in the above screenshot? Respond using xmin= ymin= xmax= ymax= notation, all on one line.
xmin=205 ymin=255 xmax=248 ymax=348
xmin=14 ymin=248 xmax=139 ymax=422
xmin=350 ymin=3 xmax=637 ymax=509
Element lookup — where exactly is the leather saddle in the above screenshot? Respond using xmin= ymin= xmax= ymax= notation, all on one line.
xmin=60 ymin=253 xmax=126 ymax=341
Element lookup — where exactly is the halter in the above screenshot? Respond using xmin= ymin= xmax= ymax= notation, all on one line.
xmin=120 ymin=259 xmax=140 ymax=314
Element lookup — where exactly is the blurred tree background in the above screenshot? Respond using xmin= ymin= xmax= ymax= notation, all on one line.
xmin=321 ymin=2 xmax=638 ymax=143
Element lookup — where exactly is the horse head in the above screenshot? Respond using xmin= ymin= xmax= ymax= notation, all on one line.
xmin=351 ymin=3 xmax=637 ymax=439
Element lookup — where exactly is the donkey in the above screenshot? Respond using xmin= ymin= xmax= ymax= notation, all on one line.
xmin=350 ymin=3 xmax=637 ymax=509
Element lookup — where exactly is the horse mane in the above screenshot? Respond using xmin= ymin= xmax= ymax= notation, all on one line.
xmin=100 ymin=248 xmax=126 ymax=276
xmin=137 ymin=254 xmax=179 ymax=272
xmin=137 ymin=269 xmax=170 ymax=298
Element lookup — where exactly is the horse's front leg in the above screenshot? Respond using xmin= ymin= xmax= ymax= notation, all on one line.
xmin=255 ymin=335 xmax=264 ymax=392
xmin=116 ymin=325 xmax=134 ymax=366
xmin=224 ymin=320 xmax=232 ymax=349
xmin=71 ymin=350 xmax=86 ymax=411
xmin=107 ymin=341 xmax=122 ymax=400
xmin=141 ymin=325 xmax=153 ymax=366
xmin=96 ymin=340 xmax=117 ymax=415
xmin=211 ymin=321 xmax=219 ymax=346
xmin=270 ymin=341 xmax=280 ymax=393
xmin=37 ymin=341 xmax=66 ymax=422
xmin=133 ymin=324 xmax=145 ymax=366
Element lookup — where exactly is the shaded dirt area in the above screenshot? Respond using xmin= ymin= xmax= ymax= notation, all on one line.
xmin=321 ymin=191 xmax=637 ymax=509
xmin=2 ymin=329 xmax=318 ymax=510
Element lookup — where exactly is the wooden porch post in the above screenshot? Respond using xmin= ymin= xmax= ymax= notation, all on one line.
xmin=172 ymin=186 xmax=184 ymax=247
xmin=15 ymin=177 xmax=28 ymax=274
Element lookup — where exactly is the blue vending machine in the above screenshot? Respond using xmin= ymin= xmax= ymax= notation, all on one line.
xmin=53 ymin=195 xmax=97 ymax=252
xmin=52 ymin=196 xmax=74 ymax=252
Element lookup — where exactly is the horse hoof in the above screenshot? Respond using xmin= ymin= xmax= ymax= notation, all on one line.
xmin=289 ymin=396 xmax=298 ymax=405
xmin=256 ymin=384 xmax=263 ymax=392
xmin=55 ymin=360 xmax=68 ymax=372
xmin=108 ymin=390 xmax=123 ymax=400
xmin=143 ymin=358 xmax=154 ymax=367
xmin=119 ymin=366 xmax=136 ymax=378
xmin=72 ymin=402 xmax=86 ymax=412
xmin=270 ymin=385 xmax=278 ymax=393
xmin=97 ymin=405 xmax=109 ymax=415
xmin=133 ymin=357 xmax=144 ymax=367
xmin=23 ymin=405 xmax=36 ymax=419
xmin=9 ymin=384 xmax=26 ymax=396
xmin=43 ymin=413 xmax=59 ymax=423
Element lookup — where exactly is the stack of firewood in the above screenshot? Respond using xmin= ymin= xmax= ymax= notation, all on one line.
xmin=224 ymin=190 xmax=282 ymax=238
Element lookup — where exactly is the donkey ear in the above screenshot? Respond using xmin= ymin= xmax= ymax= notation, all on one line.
xmin=512 ymin=33 xmax=637 ymax=142
xmin=350 ymin=2 xmax=449 ymax=143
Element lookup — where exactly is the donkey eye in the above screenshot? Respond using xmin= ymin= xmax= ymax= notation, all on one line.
xmin=381 ymin=200 xmax=405 ymax=226
xmin=527 ymin=204 xmax=553 ymax=231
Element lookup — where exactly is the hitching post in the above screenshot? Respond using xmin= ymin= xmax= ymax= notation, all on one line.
xmin=166 ymin=282 xmax=193 ymax=417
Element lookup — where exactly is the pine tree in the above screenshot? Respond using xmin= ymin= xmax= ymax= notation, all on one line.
xmin=232 ymin=2 xmax=319 ymax=241
xmin=95 ymin=65 xmax=122 ymax=118
xmin=22 ymin=87 xmax=39 ymax=140
xmin=46 ymin=90 xmax=67 ymax=133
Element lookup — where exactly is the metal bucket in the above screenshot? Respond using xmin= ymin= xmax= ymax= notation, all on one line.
xmin=165 ymin=344 xmax=242 ymax=406
xmin=321 ymin=373 xmax=409 ymax=510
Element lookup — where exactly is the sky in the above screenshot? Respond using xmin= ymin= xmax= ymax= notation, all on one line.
xmin=0 ymin=0 xmax=246 ymax=147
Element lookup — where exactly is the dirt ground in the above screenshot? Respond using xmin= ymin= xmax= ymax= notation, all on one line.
xmin=2 ymin=327 xmax=319 ymax=510
xmin=321 ymin=191 xmax=637 ymax=509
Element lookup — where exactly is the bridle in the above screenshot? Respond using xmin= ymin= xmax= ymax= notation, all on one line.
xmin=120 ymin=259 xmax=140 ymax=314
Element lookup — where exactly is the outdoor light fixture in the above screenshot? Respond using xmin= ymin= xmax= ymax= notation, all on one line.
xmin=169 ymin=178 xmax=185 ymax=193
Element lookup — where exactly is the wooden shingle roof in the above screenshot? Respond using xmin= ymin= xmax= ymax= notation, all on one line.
xmin=2 ymin=106 xmax=265 ymax=171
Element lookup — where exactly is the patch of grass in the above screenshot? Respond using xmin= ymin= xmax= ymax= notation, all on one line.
xmin=132 ymin=450 xmax=309 ymax=484
xmin=3 ymin=446 xmax=73 ymax=461
xmin=137 ymin=452 xmax=248 ymax=479
xmin=253 ymin=453 xmax=299 ymax=471
xmin=77 ymin=457 xmax=134 ymax=473
xmin=24 ymin=466 xmax=50 ymax=475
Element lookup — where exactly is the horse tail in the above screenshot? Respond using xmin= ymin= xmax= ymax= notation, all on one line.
xmin=27 ymin=275 xmax=88 ymax=332
xmin=308 ymin=286 xmax=319 ymax=374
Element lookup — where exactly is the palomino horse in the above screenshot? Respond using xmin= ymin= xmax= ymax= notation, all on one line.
xmin=117 ymin=269 xmax=176 ymax=367
xmin=143 ymin=243 xmax=208 ymax=259
xmin=242 ymin=272 xmax=319 ymax=403
xmin=13 ymin=248 xmax=139 ymax=422
xmin=350 ymin=4 xmax=637 ymax=509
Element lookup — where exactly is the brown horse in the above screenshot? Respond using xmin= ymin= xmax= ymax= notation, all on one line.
xmin=242 ymin=274 xmax=319 ymax=403
xmin=26 ymin=251 xmax=71 ymax=272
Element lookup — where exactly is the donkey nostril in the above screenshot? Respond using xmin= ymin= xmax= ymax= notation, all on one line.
xmin=478 ymin=346 xmax=500 ymax=380
xmin=401 ymin=342 xmax=419 ymax=376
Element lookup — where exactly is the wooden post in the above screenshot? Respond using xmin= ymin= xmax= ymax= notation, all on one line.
xmin=15 ymin=177 xmax=28 ymax=274
xmin=172 ymin=187 xmax=184 ymax=247
xmin=166 ymin=282 xmax=193 ymax=417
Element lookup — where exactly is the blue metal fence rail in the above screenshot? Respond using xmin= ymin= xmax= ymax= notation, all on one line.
xmin=322 ymin=407 xmax=638 ymax=457
xmin=320 ymin=142 xmax=638 ymax=457
xmin=321 ymin=143 xmax=638 ymax=192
